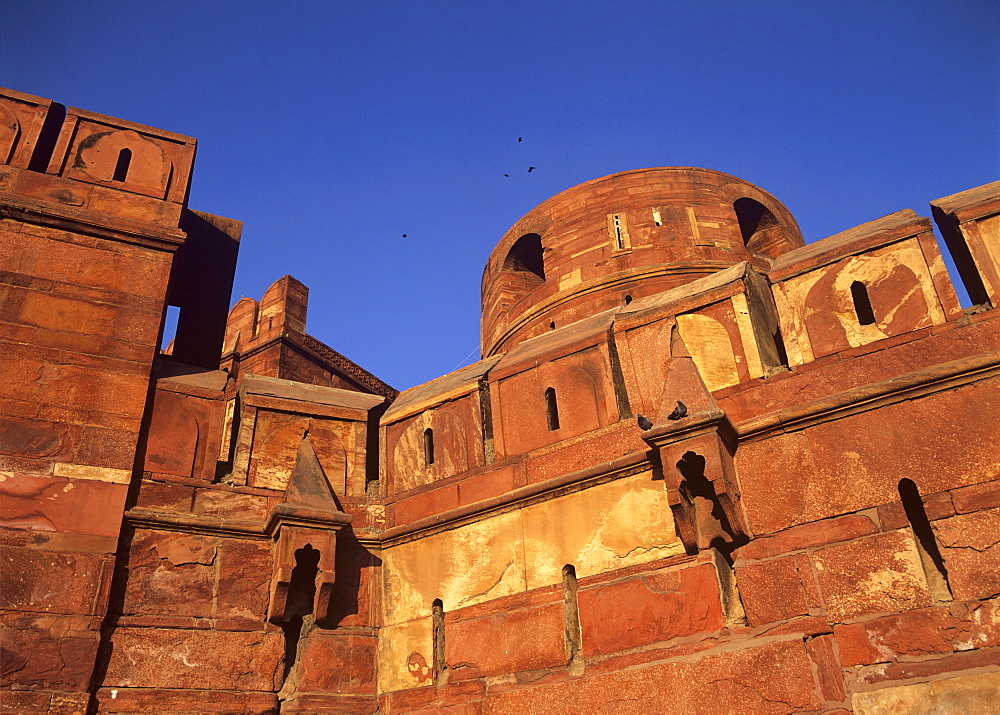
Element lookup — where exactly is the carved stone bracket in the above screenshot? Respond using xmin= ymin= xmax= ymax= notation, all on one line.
xmin=265 ymin=504 xmax=351 ymax=625
xmin=643 ymin=411 xmax=748 ymax=555
xmin=264 ymin=435 xmax=352 ymax=625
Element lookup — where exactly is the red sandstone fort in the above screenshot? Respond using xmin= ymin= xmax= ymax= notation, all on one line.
xmin=2 ymin=87 xmax=1000 ymax=713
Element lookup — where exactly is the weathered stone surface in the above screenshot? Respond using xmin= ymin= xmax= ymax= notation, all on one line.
xmin=813 ymin=530 xmax=930 ymax=622
xmin=297 ymin=632 xmax=377 ymax=694
xmin=1 ymin=619 xmax=99 ymax=690
xmin=736 ymin=555 xmax=813 ymax=625
xmin=383 ymin=510 xmax=526 ymax=626
xmin=95 ymin=687 xmax=278 ymax=713
xmin=834 ymin=598 xmax=1000 ymax=666
xmin=447 ymin=601 xmax=564 ymax=679
xmin=0 ymin=473 xmax=127 ymax=537
xmin=519 ymin=471 xmax=684 ymax=590
xmin=377 ymin=617 xmax=434 ymax=694
xmin=736 ymin=512 xmax=879 ymax=561
xmin=934 ymin=507 xmax=1000 ymax=600
xmin=0 ymin=546 xmax=107 ymax=614
xmin=579 ymin=562 xmax=724 ymax=656
xmin=739 ymin=379 xmax=1000 ymax=534
xmin=852 ymin=672 xmax=1000 ymax=714
xmin=482 ymin=638 xmax=820 ymax=713
xmin=5 ymin=92 xmax=1000 ymax=712
xmin=103 ymin=627 xmax=283 ymax=690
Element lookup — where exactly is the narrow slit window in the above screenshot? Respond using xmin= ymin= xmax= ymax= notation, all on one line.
xmin=423 ymin=427 xmax=434 ymax=466
xmin=431 ymin=599 xmax=446 ymax=684
xmin=624 ymin=294 xmax=633 ymax=305
xmin=898 ymin=479 xmax=952 ymax=603
xmin=545 ymin=387 xmax=560 ymax=431
xmin=113 ymin=148 xmax=132 ymax=182
xmin=851 ymin=281 xmax=876 ymax=325
xmin=562 ymin=565 xmax=584 ymax=675
xmin=607 ymin=212 xmax=630 ymax=250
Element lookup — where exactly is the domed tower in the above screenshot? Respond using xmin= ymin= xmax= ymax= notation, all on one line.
xmin=481 ymin=167 xmax=804 ymax=356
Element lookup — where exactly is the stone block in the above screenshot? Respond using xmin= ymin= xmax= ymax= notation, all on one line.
xmin=1 ymin=619 xmax=99 ymax=690
xmin=951 ymin=480 xmax=1000 ymax=513
xmin=579 ymin=562 xmax=724 ymax=656
xmin=297 ymin=632 xmax=377 ymax=695
xmin=934 ymin=507 xmax=1000 ymax=601
xmin=735 ymin=555 xmax=812 ymax=625
xmin=852 ymin=672 xmax=1000 ymax=714
xmin=215 ymin=539 xmax=272 ymax=621
xmin=814 ymin=530 xmax=930 ymax=622
xmin=103 ymin=627 xmax=282 ymax=690
xmin=457 ymin=466 xmax=515 ymax=505
xmin=122 ymin=530 xmax=217 ymax=617
xmin=736 ymin=512 xmax=879 ymax=561
xmin=804 ymin=633 xmax=847 ymax=702
xmin=134 ymin=480 xmax=195 ymax=512
xmin=0 ymin=546 xmax=107 ymax=615
xmin=0 ymin=473 xmax=127 ymax=537
xmin=834 ymin=598 xmax=1000 ymax=667
xmin=377 ymin=617 xmax=434 ymax=694
xmin=446 ymin=601 xmax=564 ymax=680
xmin=95 ymin=687 xmax=278 ymax=713
xmin=482 ymin=638 xmax=820 ymax=713
xmin=392 ymin=484 xmax=460 ymax=525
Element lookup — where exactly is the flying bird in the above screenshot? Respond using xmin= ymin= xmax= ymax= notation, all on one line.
xmin=504 ymin=174 xmax=509 ymax=177
xmin=518 ymin=137 xmax=522 ymax=142
xmin=636 ymin=414 xmax=653 ymax=431
xmin=667 ymin=400 xmax=688 ymax=420
xmin=402 ymin=234 xmax=407 ymax=238
xmin=528 ymin=166 xmax=536 ymax=173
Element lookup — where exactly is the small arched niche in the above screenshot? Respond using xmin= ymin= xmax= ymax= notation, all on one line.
xmin=503 ymin=233 xmax=545 ymax=281
xmin=734 ymin=197 xmax=785 ymax=259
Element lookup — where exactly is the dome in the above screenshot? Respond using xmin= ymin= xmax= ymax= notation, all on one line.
xmin=481 ymin=167 xmax=803 ymax=356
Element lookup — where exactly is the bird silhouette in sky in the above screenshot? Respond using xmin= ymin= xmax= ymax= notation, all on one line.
xmin=518 ymin=137 xmax=522 ymax=142
xmin=401 ymin=234 xmax=407 ymax=238
xmin=528 ymin=166 xmax=536 ymax=173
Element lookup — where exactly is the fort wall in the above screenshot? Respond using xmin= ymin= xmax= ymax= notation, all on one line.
xmin=2 ymin=89 xmax=999 ymax=713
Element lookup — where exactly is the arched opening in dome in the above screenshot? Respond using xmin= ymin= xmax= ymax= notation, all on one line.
xmin=734 ymin=198 xmax=785 ymax=259
xmin=503 ymin=233 xmax=545 ymax=280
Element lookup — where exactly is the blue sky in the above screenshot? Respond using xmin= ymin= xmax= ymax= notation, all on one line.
xmin=4 ymin=1 xmax=998 ymax=390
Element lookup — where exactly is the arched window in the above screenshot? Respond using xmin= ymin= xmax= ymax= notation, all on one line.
xmin=850 ymin=281 xmax=876 ymax=325
xmin=545 ymin=387 xmax=560 ymax=431
xmin=503 ymin=233 xmax=545 ymax=280
xmin=734 ymin=197 xmax=782 ymax=258
xmin=113 ymin=147 xmax=132 ymax=182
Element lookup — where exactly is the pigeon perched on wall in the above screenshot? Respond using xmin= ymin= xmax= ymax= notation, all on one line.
xmin=636 ymin=414 xmax=653 ymax=431
xmin=667 ymin=400 xmax=688 ymax=420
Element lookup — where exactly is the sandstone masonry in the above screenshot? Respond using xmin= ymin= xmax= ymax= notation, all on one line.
xmin=2 ymin=88 xmax=999 ymax=713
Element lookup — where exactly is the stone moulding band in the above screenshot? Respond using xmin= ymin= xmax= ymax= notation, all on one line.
xmin=736 ymin=349 xmax=1000 ymax=441
xmin=0 ymin=199 xmax=186 ymax=251
xmin=123 ymin=350 xmax=998 ymax=545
